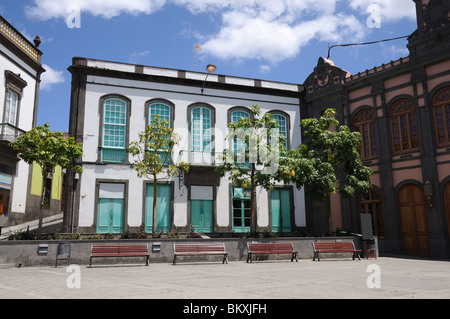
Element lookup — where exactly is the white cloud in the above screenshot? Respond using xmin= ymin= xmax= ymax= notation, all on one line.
xmin=348 ymin=0 xmax=416 ymax=22
xmin=25 ymin=0 xmax=417 ymax=64
xmin=25 ymin=0 xmax=166 ymax=20
xmin=201 ymin=7 xmax=365 ymax=63
xmin=129 ymin=50 xmax=151 ymax=64
xmin=259 ymin=64 xmax=270 ymax=73
xmin=40 ymin=64 xmax=65 ymax=91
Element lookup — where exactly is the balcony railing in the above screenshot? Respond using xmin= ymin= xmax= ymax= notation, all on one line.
xmin=178 ymin=150 xmax=221 ymax=166
xmin=0 ymin=123 xmax=26 ymax=143
xmin=177 ymin=150 xmax=251 ymax=169
xmin=101 ymin=148 xmax=127 ymax=163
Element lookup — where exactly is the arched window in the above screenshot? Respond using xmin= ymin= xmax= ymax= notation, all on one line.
xmin=230 ymin=108 xmax=251 ymax=168
xmin=271 ymin=112 xmax=289 ymax=151
xmin=231 ymin=109 xmax=250 ymax=123
xmin=390 ymin=99 xmax=419 ymax=153
xmin=353 ymin=109 xmax=377 ymax=159
xmin=359 ymin=189 xmax=384 ymax=240
xmin=191 ymin=105 xmax=214 ymax=165
xmin=432 ymin=87 xmax=450 ymax=147
xmin=147 ymin=101 xmax=173 ymax=165
xmin=101 ymin=96 xmax=128 ymax=163
xmin=149 ymin=101 xmax=172 ymax=126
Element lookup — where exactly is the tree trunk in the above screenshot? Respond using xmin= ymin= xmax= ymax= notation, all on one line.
xmin=250 ymin=163 xmax=257 ymax=234
xmin=37 ymin=166 xmax=47 ymax=240
xmin=153 ymin=174 xmax=157 ymax=235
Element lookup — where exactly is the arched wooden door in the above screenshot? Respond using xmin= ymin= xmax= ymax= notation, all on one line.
xmin=398 ymin=184 xmax=430 ymax=256
xmin=444 ymin=182 xmax=450 ymax=240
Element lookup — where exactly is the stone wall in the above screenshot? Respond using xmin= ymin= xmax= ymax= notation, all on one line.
xmin=0 ymin=236 xmax=371 ymax=267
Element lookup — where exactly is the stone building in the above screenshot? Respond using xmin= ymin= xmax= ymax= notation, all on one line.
xmin=302 ymin=0 xmax=450 ymax=258
xmin=65 ymin=57 xmax=306 ymax=235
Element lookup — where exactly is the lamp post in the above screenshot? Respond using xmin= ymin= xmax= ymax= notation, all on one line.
xmin=424 ymin=178 xmax=433 ymax=208
xmin=71 ymin=172 xmax=80 ymax=233
xmin=201 ymin=64 xmax=216 ymax=94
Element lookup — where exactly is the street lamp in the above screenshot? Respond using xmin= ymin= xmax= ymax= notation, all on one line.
xmin=424 ymin=178 xmax=433 ymax=208
xmin=201 ymin=64 xmax=217 ymax=94
xmin=71 ymin=172 xmax=80 ymax=233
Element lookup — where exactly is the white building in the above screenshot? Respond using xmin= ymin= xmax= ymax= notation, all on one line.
xmin=0 ymin=16 xmax=46 ymax=228
xmin=66 ymin=57 xmax=305 ymax=235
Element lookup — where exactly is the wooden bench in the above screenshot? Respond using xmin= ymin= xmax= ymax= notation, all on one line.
xmin=247 ymin=242 xmax=298 ymax=263
xmin=173 ymin=243 xmax=229 ymax=265
xmin=89 ymin=244 xmax=150 ymax=267
xmin=312 ymin=242 xmax=361 ymax=261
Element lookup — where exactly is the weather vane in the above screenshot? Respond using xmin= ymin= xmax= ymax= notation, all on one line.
xmin=194 ymin=43 xmax=202 ymax=71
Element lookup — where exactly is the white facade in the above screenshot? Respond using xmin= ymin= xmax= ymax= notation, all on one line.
xmin=68 ymin=57 xmax=305 ymax=234
xmin=0 ymin=16 xmax=44 ymax=225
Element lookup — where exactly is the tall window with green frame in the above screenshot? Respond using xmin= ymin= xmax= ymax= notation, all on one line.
xmin=101 ymin=97 xmax=128 ymax=163
xmin=232 ymin=187 xmax=251 ymax=233
xmin=191 ymin=106 xmax=213 ymax=165
xmin=149 ymin=102 xmax=172 ymax=165
xmin=231 ymin=109 xmax=251 ymax=169
xmin=271 ymin=113 xmax=289 ymax=152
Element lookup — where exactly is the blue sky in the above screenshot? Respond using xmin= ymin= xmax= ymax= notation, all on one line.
xmin=1 ymin=0 xmax=417 ymax=132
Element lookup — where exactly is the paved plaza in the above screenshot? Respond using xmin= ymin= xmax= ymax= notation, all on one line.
xmin=0 ymin=257 xmax=449 ymax=300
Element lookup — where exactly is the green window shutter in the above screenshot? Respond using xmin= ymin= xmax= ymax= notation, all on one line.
xmin=190 ymin=186 xmax=214 ymax=233
xmin=272 ymin=113 xmax=289 ymax=151
xmin=271 ymin=188 xmax=292 ymax=233
xmin=97 ymin=198 xmax=125 ymax=234
xmin=149 ymin=103 xmax=172 ymax=165
xmin=101 ymin=97 xmax=128 ymax=163
xmin=191 ymin=106 xmax=213 ymax=165
xmin=190 ymin=200 xmax=213 ymax=233
xmin=97 ymin=183 xmax=126 ymax=234
xmin=231 ymin=110 xmax=251 ymax=169
xmin=145 ymin=184 xmax=172 ymax=233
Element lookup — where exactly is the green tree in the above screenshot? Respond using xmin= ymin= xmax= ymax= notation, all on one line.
xmin=277 ymin=108 xmax=373 ymax=202
xmin=9 ymin=123 xmax=83 ymax=239
xmin=128 ymin=115 xmax=189 ymax=235
xmin=216 ymin=105 xmax=283 ymax=234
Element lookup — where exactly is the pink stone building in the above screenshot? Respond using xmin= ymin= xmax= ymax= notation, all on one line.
xmin=302 ymin=0 xmax=450 ymax=258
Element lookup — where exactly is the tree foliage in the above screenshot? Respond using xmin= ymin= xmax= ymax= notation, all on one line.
xmin=216 ymin=105 xmax=283 ymax=234
xmin=128 ymin=115 xmax=189 ymax=234
xmin=277 ymin=108 xmax=373 ymax=202
xmin=9 ymin=123 xmax=83 ymax=238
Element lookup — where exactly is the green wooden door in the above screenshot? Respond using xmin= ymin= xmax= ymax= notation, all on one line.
xmin=271 ymin=188 xmax=292 ymax=233
xmin=97 ymin=198 xmax=125 ymax=233
xmin=97 ymin=183 xmax=125 ymax=234
xmin=190 ymin=200 xmax=213 ymax=233
xmin=145 ymin=184 xmax=171 ymax=233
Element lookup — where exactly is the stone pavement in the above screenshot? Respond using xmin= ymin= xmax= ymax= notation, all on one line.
xmin=0 ymin=257 xmax=449 ymax=300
